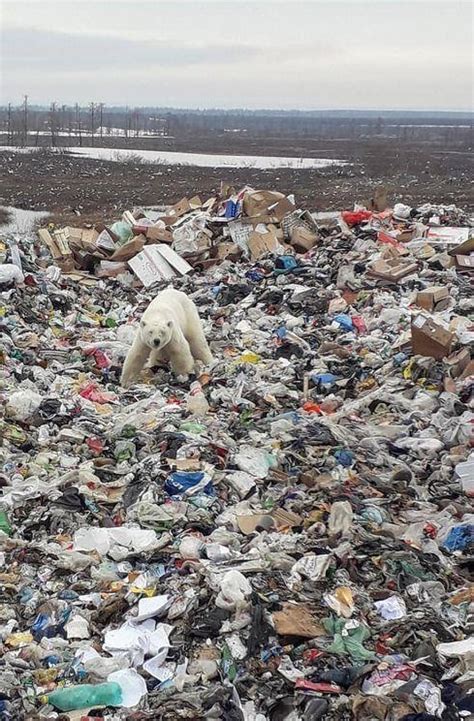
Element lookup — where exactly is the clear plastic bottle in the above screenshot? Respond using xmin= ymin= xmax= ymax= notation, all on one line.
xmin=42 ymin=682 xmax=123 ymax=711
xmin=186 ymin=381 xmax=209 ymax=417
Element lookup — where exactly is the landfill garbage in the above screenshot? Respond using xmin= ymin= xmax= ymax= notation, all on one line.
xmin=0 ymin=186 xmax=473 ymax=720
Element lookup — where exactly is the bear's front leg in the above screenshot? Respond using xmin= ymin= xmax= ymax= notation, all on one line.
xmin=168 ymin=338 xmax=195 ymax=379
xmin=120 ymin=336 xmax=150 ymax=387
xmin=148 ymin=347 xmax=165 ymax=368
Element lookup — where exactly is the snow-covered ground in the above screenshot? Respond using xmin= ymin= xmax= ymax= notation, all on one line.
xmin=0 ymin=206 xmax=50 ymax=234
xmin=0 ymin=145 xmax=346 ymax=170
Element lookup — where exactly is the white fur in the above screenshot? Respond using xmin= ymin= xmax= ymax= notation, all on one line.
xmin=120 ymin=288 xmax=213 ymax=387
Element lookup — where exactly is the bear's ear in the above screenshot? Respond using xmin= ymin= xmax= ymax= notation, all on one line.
xmin=167 ymin=320 xmax=173 ymax=328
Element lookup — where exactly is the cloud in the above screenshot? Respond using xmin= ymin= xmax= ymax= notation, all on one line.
xmin=1 ymin=28 xmax=261 ymax=72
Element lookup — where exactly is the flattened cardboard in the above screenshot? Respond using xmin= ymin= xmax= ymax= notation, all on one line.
xmin=237 ymin=514 xmax=274 ymax=535
xmin=281 ymin=209 xmax=319 ymax=243
xmin=236 ymin=506 xmax=302 ymax=535
xmin=416 ymin=286 xmax=450 ymax=312
xmin=128 ymin=246 xmax=176 ymax=287
xmin=170 ymin=197 xmax=192 ymax=218
xmin=411 ymin=314 xmax=453 ymax=359
xmin=82 ymin=228 xmax=100 ymax=247
xmin=272 ymin=603 xmax=324 ymax=638
xmin=155 ymin=244 xmax=192 ymax=275
xmin=109 ymin=235 xmax=145 ymax=262
xmin=247 ymin=230 xmax=280 ymax=260
xmin=189 ymin=195 xmax=202 ymax=209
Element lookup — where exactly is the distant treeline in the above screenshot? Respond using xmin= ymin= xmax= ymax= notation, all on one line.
xmin=0 ymin=100 xmax=472 ymax=147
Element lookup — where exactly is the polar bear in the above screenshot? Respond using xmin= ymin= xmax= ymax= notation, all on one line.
xmin=120 ymin=288 xmax=213 ymax=387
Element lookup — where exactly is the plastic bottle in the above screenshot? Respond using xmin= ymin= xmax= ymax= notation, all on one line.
xmin=42 ymin=682 xmax=123 ymax=711
xmin=0 ymin=511 xmax=12 ymax=536
xmin=186 ymin=381 xmax=209 ymax=416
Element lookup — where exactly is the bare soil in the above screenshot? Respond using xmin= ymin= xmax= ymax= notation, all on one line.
xmin=0 ymin=136 xmax=472 ymax=228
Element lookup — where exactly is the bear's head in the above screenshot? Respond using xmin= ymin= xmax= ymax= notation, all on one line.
xmin=139 ymin=318 xmax=174 ymax=350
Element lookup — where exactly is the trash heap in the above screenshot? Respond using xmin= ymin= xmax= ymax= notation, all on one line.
xmin=0 ymin=186 xmax=473 ymax=721
xmin=33 ymin=186 xmax=351 ymax=287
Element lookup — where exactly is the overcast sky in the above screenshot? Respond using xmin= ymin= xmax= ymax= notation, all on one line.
xmin=1 ymin=0 xmax=472 ymax=110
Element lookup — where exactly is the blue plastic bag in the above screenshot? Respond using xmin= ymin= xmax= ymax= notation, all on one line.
xmin=442 ymin=524 xmax=473 ymax=552
xmin=334 ymin=314 xmax=354 ymax=332
xmin=165 ymin=471 xmax=214 ymax=497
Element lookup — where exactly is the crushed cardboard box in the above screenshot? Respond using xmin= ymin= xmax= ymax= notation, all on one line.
xmin=415 ymin=286 xmax=450 ymax=312
xmin=411 ymin=314 xmax=453 ymax=359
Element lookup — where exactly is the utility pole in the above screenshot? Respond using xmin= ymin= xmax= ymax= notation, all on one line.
xmin=23 ymin=94 xmax=28 ymax=146
xmin=7 ymin=103 xmax=12 ymax=145
xmin=50 ymin=102 xmax=57 ymax=147
xmin=90 ymin=102 xmax=95 ymax=146
xmin=99 ymin=103 xmax=104 ymax=139
xmin=75 ymin=103 xmax=82 ymax=146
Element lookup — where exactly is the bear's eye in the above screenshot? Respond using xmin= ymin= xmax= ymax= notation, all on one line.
xmin=141 ymin=320 xmax=146 ymax=327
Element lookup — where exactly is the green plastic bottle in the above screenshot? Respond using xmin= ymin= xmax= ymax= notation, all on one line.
xmin=0 ymin=510 xmax=12 ymax=536
xmin=43 ymin=682 xmax=123 ymax=711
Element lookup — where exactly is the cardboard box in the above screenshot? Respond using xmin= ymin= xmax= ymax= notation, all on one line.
xmin=243 ymin=189 xmax=285 ymax=218
xmin=155 ymin=243 xmax=193 ymax=276
xmin=427 ymin=227 xmax=470 ymax=245
xmin=281 ymin=209 xmax=319 ymax=241
xmin=128 ymin=245 xmax=192 ymax=287
xmin=215 ymin=242 xmax=241 ymax=261
xmin=247 ymin=230 xmax=281 ymax=260
xmin=38 ymin=228 xmax=74 ymax=270
xmin=272 ymin=196 xmax=296 ymax=221
xmin=448 ymin=236 xmax=474 ymax=271
xmin=96 ymin=228 xmax=117 ymax=252
xmin=82 ymin=228 xmax=100 ymax=247
xmin=444 ymin=348 xmax=471 ymax=378
xmin=109 ymin=234 xmax=146 ymax=262
xmin=454 ymin=254 xmax=474 ymax=271
xmin=170 ymin=197 xmax=192 ymax=218
xmin=290 ymin=225 xmax=319 ymax=252
xmin=122 ymin=210 xmax=136 ymax=226
xmin=146 ymin=225 xmax=173 ymax=243
xmin=368 ymin=257 xmax=418 ymax=281
xmin=416 ymin=286 xmax=450 ymax=312
xmin=411 ymin=314 xmax=453 ymax=359
xmin=63 ymin=227 xmax=83 ymax=244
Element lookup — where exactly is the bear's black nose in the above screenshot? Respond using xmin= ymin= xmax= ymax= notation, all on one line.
xmin=153 ymin=339 xmax=160 ymax=347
